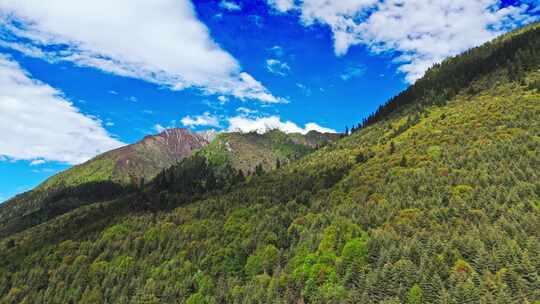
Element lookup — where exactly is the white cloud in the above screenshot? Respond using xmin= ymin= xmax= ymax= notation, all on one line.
xmin=0 ymin=0 xmax=280 ymax=102
xmin=341 ymin=64 xmax=366 ymax=81
xmin=218 ymin=95 xmax=229 ymax=103
xmin=304 ymin=122 xmax=337 ymax=133
xmin=266 ymin=59 xmax=290 ymax=76
xmin=227 ymin=115 xmax=336 ymax=134
xmin=154 ymin=124 xmax=166 ymax=133
xmin=220 ymin=0 xmax=242 ymax=11
xmin=29 ymin=159 xmax=45 ymax=166
xmin=0 ymin=40 xmax=49 ymax=59
xmin=105 ymin=121 xmax=114 ymax=127
xmin=267 ymin=0 xmax=296 ymax=12
xmin=0 ymin=55 xmax=124 ymax=165
xmin=181 ymin=112 xmax=221 ymax=128
xmin=236 ymin=107 xmax=259 ymax=116
xmin=267 ymin=0 xmax=539 ymax=83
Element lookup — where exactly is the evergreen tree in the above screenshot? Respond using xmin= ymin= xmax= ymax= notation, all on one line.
xmin=255 ymin=164 xmax=264 ymax=176
xmin=400 ymin=155 xmax=407 ymax=167
xmin=407 ymin=284 xmax=423 ymax=304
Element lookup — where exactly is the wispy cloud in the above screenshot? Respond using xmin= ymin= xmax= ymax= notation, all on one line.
xmin=266 ymin=59 xmax=290 ymax=76
xmin=125 ymin=96 xmax=138 ymax=102
xmin=341 ymin=65 xmax=366 ymax=81
xmin=296 ymin=83 xmax=313 ymax=96
xmin=220 ymin=0 xmax=242 ymax=11
xmin=269 ymin=45 xmax=285 ymax=57
xmin=29 ymin=159 xmax=46 ymax=166
xmin=236 ymin=107 xmax=259 ymax=118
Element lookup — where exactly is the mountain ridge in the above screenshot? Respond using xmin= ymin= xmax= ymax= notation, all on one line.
xmin=0 ymin=22 xmax=539 ymax=304
xmin=39 ymin=127 xmax=213 ymax=190
xmin=0 ymin=128 xmax=338 ymax=237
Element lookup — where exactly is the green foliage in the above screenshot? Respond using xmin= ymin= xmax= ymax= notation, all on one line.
xmin=528 ymin=79 xmax=540 ymax=91
xmin=40 ymin=156 xmax=116 ymax=190
xmin=245 ymin=245 xmax=279 ymax=277
xmin=186 ymin=293 xmax=210 ymax=304
xmin=407 ymin=284 xmax=423 ymax=304
xmin=341 ymin=235 xmax=368 ymax=270
xmin=1 ymin=22 xmax=540 ymax=304
xmin=357 ymin=22 xmax=540 ymax=129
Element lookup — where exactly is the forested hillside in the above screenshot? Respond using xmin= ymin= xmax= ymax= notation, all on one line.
xmin=0 ymin=129 xmax=334 ymax=238
xmin=0 ymin=23 xmax=539 ymax=304
xmin=0 ymin=128 xmax=212 ymax=238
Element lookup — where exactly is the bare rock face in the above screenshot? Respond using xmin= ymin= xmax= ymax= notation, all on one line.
xmin=107 ymin=128 xmax=212 ymax=184
xmin=145 ymin=128 xmax=211 ymax=154
xmin=197 ymin=129 xmax=218 ymax=143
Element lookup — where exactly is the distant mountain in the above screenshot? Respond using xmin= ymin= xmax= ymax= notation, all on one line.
xmin=0 ymin=128 xmax=212 ymax=236
xmin=1 ymin=23 xmax=539 ymax=304
xmin=41 ymin=128 xmax=215 ymax=190
xmin=198 ymin=129 xmax=339 ymax=173
xmin=0 ymin=128 xmax=337 ymax=237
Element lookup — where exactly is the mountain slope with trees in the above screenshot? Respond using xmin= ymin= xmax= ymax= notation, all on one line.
xmin=0 ymin=23 xmax=539 ymax=304
xmin=0 ymin=129 xmax=335 ymax=238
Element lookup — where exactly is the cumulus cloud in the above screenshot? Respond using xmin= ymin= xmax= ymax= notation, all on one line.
xmin=0 ymin=55 xmax=124 ymax=165
xmin=0 ymin=0 xmax=280 ymax=102
xmin=267 ymin=0 xmax=539 ymax=82
xmin=266 ymin=59 xmax=291 ymax=76
xmin=154 ymin=124 xmax=166 ymax=133
xmin=181 ymin=112 xmax=221 ymax=128
xmin=227 ymin=116 xmax=336 ymax=134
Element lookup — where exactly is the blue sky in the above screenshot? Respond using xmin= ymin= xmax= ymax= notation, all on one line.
xmin=0 ymin=0 xmax=538 ymax=202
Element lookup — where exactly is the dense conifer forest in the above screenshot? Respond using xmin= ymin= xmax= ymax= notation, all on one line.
xmin=1 ymin=23 xmax=539 ymax=304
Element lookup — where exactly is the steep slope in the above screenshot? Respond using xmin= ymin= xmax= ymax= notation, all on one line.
xmin=41 ymin=128 xmax=214 ymax=189
xmin=1 ymin=23 xmax=540 ymax=304
xmin=0 ymin=129 xmax=336 ymax=238
xmin=199 ymin=129 xmax=339 ymax=173
xmin=0 ymin=128 xmax=213 ymax=237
